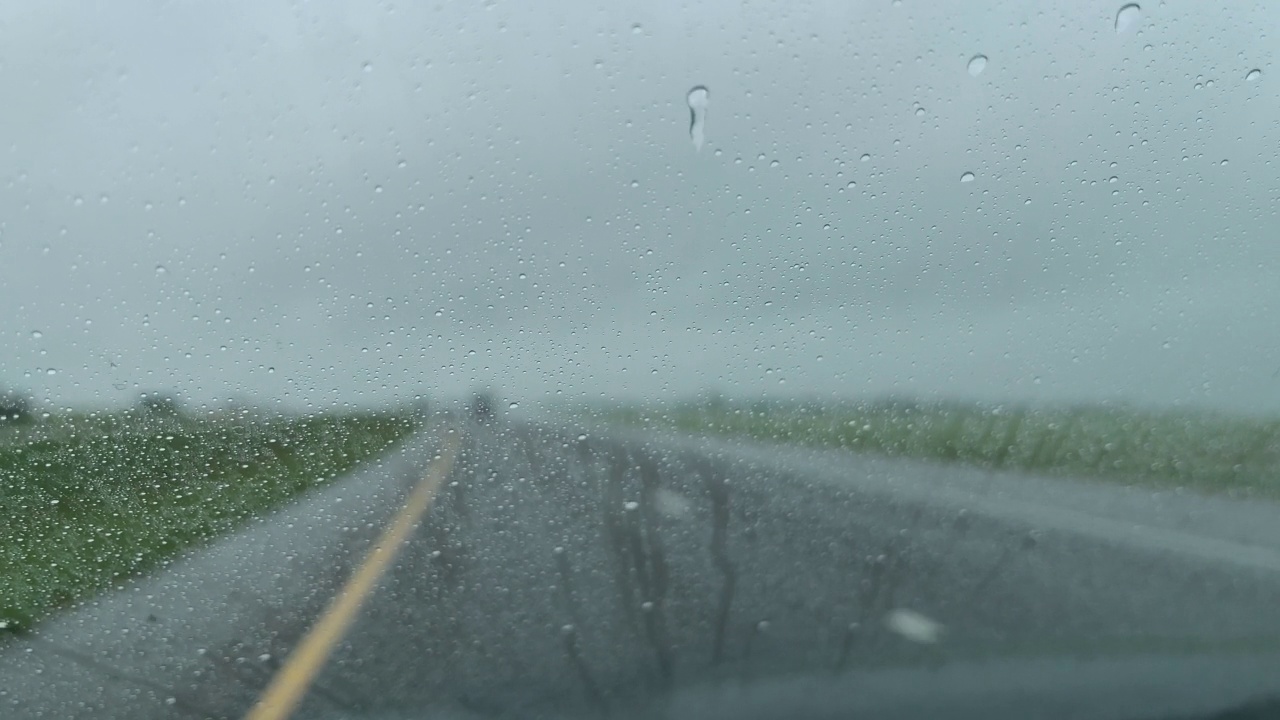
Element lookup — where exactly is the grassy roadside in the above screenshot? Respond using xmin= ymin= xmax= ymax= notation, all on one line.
xmin=0 ymin=411 xmax=417 ymax=635
xmin=600 ymin=398 xmax=1280 ymax=498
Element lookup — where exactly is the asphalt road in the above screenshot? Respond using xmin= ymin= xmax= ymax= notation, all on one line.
xmin=4 ymin=418 xmax=1280 ymax=719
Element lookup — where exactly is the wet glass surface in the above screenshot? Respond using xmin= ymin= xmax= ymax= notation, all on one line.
xmin=2 ymin=1 xmax=1280 ymax=718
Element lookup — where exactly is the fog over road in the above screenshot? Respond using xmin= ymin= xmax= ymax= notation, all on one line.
xmin=4 ymin=419 xmax=1280 ymax=719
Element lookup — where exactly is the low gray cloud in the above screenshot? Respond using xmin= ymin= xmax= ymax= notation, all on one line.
xmin=1 ymin=0 xmax=1277 ymax=414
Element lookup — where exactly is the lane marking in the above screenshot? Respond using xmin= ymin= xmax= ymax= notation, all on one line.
xmin=245 ymin=430 xmax=462 ymax=720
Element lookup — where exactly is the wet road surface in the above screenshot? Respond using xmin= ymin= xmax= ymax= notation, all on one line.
xmin=4 ymin=419 xmax=1280 ymax=719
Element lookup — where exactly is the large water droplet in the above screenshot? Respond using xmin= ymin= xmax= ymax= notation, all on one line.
xmin=1115 ymin=4 xmax=1141 ymax=34
xmin=687 ymin=85 xmax=710 ymax=151
xmin=885 ymin=608 xmax=944 ymax=644
xmin=967 ymin=54 xmax=987 ymax=77
xmin=960 ymin=171 xmax=975 ymax=183
xmin=1246 ymin=68 xmax=1262 ymax=82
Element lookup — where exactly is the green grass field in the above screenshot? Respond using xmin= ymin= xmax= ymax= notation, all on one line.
xmin=0 ymin=410 xmax=417 ymax=635
xmin=602 ymin=398 xmax=1280 ymax=498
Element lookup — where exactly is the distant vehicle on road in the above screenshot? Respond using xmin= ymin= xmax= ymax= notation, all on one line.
xmin=471 ymin=391 xmax=496 ymax=423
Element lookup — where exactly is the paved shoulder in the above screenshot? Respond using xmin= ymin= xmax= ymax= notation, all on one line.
xmin=0 ymin=432 xmax=441 ymax=719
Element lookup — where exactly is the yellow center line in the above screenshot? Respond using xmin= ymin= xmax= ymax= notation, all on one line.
xmin=244 ymin=429 xmax=462 ymax=720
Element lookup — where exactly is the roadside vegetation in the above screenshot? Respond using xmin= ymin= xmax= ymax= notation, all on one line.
xmin=603 ymin=397 xmax=1280 ymax=498
xmin=0 ymin=409 xmax=417 ymax=635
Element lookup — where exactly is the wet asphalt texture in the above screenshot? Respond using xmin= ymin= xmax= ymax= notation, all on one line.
xmin=5 ymin=419 xmax=1280 ymax=719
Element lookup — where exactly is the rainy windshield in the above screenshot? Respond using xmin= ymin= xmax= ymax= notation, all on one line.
xmin=3 ymin=1 xmax=1280 ymax=719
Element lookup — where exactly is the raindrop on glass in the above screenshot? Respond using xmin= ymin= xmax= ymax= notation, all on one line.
xmin=31 ymin=330 xmax=42 ymax=339
xmin=1115 ymin=4 xmax=1141 ymax=34
xmin=687 ymin=85 xmax=710 ymax=151
xmin=967 ymin=54 xmax=988 ymax=77
xmin=1246 ymin=68 xmax=1262 ymax=82
xmin=960 ymin=171 xmax=975 ymax=183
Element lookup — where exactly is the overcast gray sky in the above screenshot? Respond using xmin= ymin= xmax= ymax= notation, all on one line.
xmin=1 ymin=0 xmax=1278 ymax=414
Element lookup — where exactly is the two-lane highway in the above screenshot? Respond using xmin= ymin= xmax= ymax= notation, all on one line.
xmin=4 ymin=419 xmax=1280 ymax=719
xmin=301 ymin=420 xmax=1280 ymax=718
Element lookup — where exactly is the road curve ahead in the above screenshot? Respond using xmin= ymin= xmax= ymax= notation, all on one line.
xmin=4 ymin=419 xmax=1280 ymax=719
